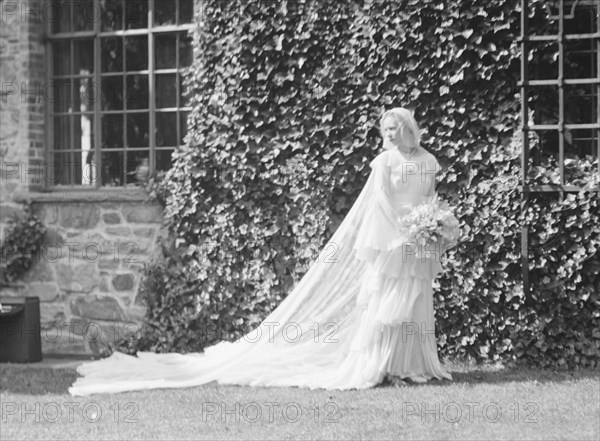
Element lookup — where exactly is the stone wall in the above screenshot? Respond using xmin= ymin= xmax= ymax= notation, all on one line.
xmin=2 ymin=193 xmax=163 ymax=356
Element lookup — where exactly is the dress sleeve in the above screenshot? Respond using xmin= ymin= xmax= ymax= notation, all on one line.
xmin=420 ymin=155 xmax=441 ymax=203
xmin=353 ymin=155 xmax=408 ymax=262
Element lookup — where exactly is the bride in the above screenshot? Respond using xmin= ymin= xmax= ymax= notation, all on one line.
xmin=69 ymin=107 xmax=457 ymax=396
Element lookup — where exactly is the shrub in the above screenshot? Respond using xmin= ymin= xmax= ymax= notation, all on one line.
xmin=0 ymin=204 xmax=47 ymax=287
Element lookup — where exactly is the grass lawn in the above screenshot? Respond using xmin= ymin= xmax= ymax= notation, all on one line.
xmin=0 ymin=361 xmax=598 ymax=440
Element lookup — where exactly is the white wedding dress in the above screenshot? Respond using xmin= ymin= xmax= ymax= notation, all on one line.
xmin=69 ymin=148 xmax=455 ymax=396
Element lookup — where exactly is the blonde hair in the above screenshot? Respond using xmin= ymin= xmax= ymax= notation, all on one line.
xmin=380 ymin=107 xmax=421 ymax=149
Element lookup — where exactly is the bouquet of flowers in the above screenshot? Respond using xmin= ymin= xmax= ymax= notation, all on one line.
xmin=397 ymin=196 xmax=460 ymax=256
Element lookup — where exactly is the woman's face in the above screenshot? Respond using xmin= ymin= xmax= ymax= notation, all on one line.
xmin=382 ymin=115 xmax=403 ymax=148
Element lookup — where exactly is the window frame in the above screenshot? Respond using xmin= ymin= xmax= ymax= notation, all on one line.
xmin=44 ymin=0 xmax=195 ymax=191
xmin=519 ymin=0 xmax=600 ymax=298
xmin=519 ymin=0 xmax=600 ymax=192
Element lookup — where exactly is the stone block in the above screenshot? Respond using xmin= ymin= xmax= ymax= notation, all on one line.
xmin=112 ymin=273 xmax=135 ymax=291
xmin=126 ymin=262 xmax=145 ymax=272
xmin=105 ymin=226 xmax=131 ymax=236
xmin=122 ymin=238 xmax=154 ymax=255
xmin=21 ymin=259 xmax=54 ymax=283
xmin=118 ymin=294 xmax=132 ymax=306
xmin=122 ymin=204 xmax=163 ymax=223
xmin=42 ymin=335 xmax=90 ymax=356
xmin=127 ymin=305 xmax=147 ymax=321
xmin=99 ymin=275 xmax=112 ymax=292
xmin=40 ymin=302 xmax=67 ymax=325
xmin=133 ymin=227 xmax=156 ymax=238
xmin=58 ymin=204 xmax=100 ymax=229
xmin=102 ymin=212 xmax=121 ymax=224
xmin=98 ymin=258 xmax=120 ymax=270
xmin=63 ymin=317 xmax=90 ymax=337
xmin=56 ymin=262 xmax=97 ymax=292
xmin=43 ymin=227 xmax=65 ymax=246
xmin=36 ymin=204 xmax=59 ymax=225
xmin=115 ymin=240 xmax=149 ymax=264
xmin=25 ymin=283 xmax=60 ymax=302
xmin=70 ymin=295 xmax=127 ymax=321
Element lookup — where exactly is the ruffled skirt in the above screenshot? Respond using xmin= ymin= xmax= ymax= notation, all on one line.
xmin=312 ymin=246 xmax=452 ymax=389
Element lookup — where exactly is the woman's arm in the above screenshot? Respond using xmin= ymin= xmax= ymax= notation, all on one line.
xmin=353 ymin=156 xmax=408 ymax=262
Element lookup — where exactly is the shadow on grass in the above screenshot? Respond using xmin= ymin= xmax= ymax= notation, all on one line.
xmin=1 ymin=363 xmax=598 ymax=396
xmin=0 ymin=367 xmax=79 ymax=395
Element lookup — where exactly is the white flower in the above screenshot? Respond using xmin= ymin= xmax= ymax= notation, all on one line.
xmin=397 ymin=199 xmax=460 ymax=251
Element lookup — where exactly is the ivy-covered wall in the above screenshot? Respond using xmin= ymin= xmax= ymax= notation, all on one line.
xmin=123 ymin=0 xmax=599 ymax=368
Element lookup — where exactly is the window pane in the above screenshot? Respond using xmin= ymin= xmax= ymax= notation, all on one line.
xmin=156 ymin=112 xmax=177 ymax=146
xmin=565 ymin=84 xmax=597 ymax=125
xmin=155 ymin=34 xmax=177 ymax=69
xmin=73 ymin=77 xmax=95 ymax=112
xmin=178 ymin=33 xmax=193 ymax=67
xmin=529 ymin=86 xmax=559 ymax=125
xmin=155 ymin=0 xmax=176 ymax=26
xmin=126 ymin=150 xmax=150 ymax=184
xmin=53 ymin=41 xmax=70 ymax=76
xmin=70 ymin=149 xmax=97 ymax=186
xmin=565 ymin=40 xmax=597 ymax=80
xmin=127 ymin=113 xmax=150 ymax=147
xmin=101 ymin=151 xmax=124 ymax=186
xmin=125 ymin=0 xmax=148 ymax=29
xmin=179 ymin=0 xmax=194 ymax=24
xmin=125 ymin=75 xmax=149 ymax=109
xmin=52 ymin=0 xmax=71 ymax=34
xmin=52 ymin=152 xmax=72 ymax=185
xmin=528 ymin=42 xmax=558 ymax=81
xmin=565 ymin=3 xmax=597 ymax=35
xmin=156 ymin=74 xmax=177 ymax=108
xmin=529 ymin=129 xmax=558 ymax=166
xmin=527 ymin=2 xmax=559 ymax=36
xmin=156 ymin=149 xmax=174 ymax=171
xmin=71 ymin=156 xmax=89 ymax=186
xmin=566 ymin=129 xmax=597 ymax=160
xmin=52 ymin=79 xmax=72 ymax=113
xmin=101 ymin=76 xmax=124 ymax=110
xmin=179 ymin=111 xmax=188 ymax=144
xmin=74 ymin=40 xmax=94 ymax=75
xmin=102 ymin=114 xmax=124 ymax=149
xmin=101 ymin=37 xmax=123 ymax=73
xmin=73 ymin=114 xmax=94 ymax=153
xmin=73 ymin=0 xmax=95 ymax=31
xmin=101 ymin=0 xmax=123 ymax=31
xmin=179 ymin=74 xmax=190 ymax=107
xmin=125 ymin=36 xmax=148 ymax=71
xmin=54 ymin=116 xmax=71 ymax=150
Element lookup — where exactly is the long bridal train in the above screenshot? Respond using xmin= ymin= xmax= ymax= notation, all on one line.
xmin=69 ymin=149 xmax=453 ymax=396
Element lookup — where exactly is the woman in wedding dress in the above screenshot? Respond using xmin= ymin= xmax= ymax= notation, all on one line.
xmin=69 ymin=107 xmax=456 ymax=396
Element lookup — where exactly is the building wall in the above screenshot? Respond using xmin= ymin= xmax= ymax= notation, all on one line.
xmin=1 ymin=0 xmax=45 ymax=226
xmin=0 ymin=0 xmax=164 ymax=357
